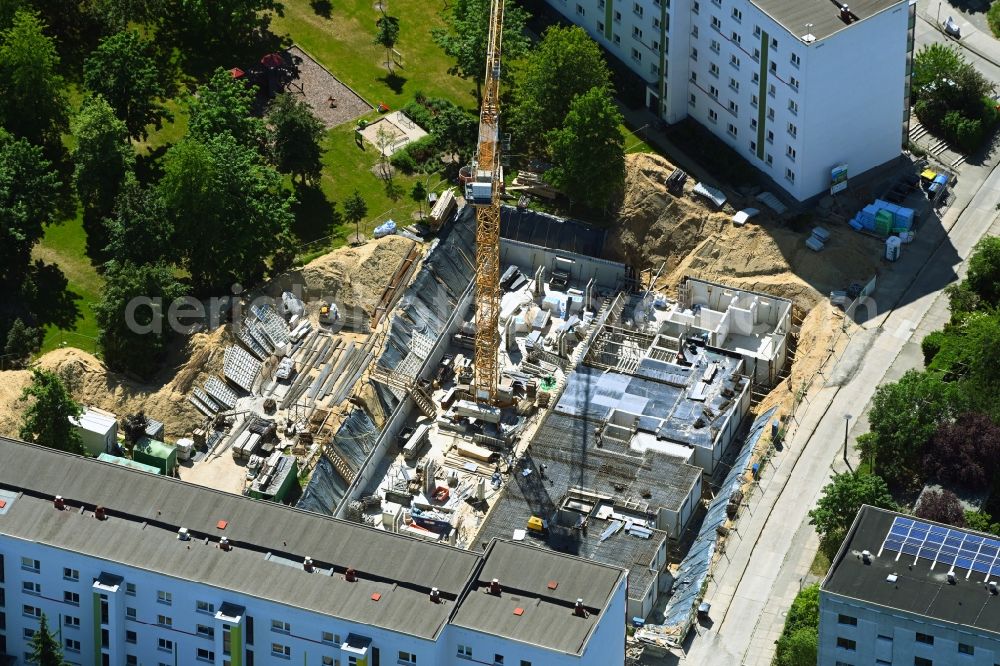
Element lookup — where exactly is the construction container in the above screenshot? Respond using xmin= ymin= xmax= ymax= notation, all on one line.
xmin=133 ymin=437 xmax=178 ymax=476
xmin=96 ymin=453 xmax=161 ymax=475
xmin=70 ymin=406 xmax=118 ymax=457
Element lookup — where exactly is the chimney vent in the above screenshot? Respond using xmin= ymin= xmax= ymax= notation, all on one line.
xmin=489 ymin=578 xmax=502 ymax=595
xmin=574 ymin=599 xmax=588 ymax=618
xmin=990 ymin=581 xmax=998 ymax=595
xmin=219 ymin=537 xmax=232 ymax=552
xmin=948 ymin=570 xmax=957 ymax=585
xmin=54 ymin=495 xmax=65 ymax=510
xmin=345 ymin=568 xmax=357 ymax=582
xmin=94 ymin=506 xmax=107 ymax=521
xmin=177 ymin=526 xmax=190 ymax=541
xmin=430 ymin=587 xmax=441 ymax=603
xmin=303 ymin=557 xmax=314 ymax=572
xmin=861 ymin=550 xmax=871 ymax=564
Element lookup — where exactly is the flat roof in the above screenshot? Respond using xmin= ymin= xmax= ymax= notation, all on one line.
xmin=751 ymin=0 xmax=906 ymax=42
xmin=70 ymin=407 xmax=117 ymax=434
xmin=0 ymin=437 xmax=623 ymax=650
xmin=823 ymin=506 xmax=1000 ymax=635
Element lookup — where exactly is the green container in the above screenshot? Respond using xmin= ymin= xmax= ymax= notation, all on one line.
xmin=133 ymin=437 xmax=178 ymax=476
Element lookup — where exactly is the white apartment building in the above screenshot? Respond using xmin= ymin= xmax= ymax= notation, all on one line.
xmin=0 ymin=437 xmax=627 ymax=666
xmin=544 ymin=0 xmax=916 ymax=201
xmin=819 ymin=505 xmax=1000 ymax=666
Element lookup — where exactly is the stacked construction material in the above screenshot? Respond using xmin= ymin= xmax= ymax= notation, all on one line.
xmin=805 ymin=226 xmax=830 ymax=252
xmin=848 ymin=199 xmax=915 ymax=236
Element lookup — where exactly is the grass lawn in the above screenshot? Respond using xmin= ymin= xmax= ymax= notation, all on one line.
xmin=32 ymin=211 xmax=103 ymax=356
xmin=271 ymin=0 xmax=477 ymax=112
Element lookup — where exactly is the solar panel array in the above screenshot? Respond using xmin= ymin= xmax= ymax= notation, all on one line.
xmin=881 ymin=516 xmax=1000 ymax=577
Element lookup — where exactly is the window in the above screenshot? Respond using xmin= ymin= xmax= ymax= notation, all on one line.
xmin=64 ymin=638 xmax=80 ymax=653
xmin=770 ymin=37 xmax=778 ymax=49
xmin=731 ymin=31 xmax=741 ymax=44
xmin=520 ymin=662 xmax=532 ymax=666
xmin=597 ymin=20 xmax=605 ymax=32
xmin=64 ymin=591 xmax=80 ymax=606
xmin=398 ymin=652 xmax=417 ymax=665
xmin=126 ymin=656 xmax=138 ymax=666
xmin=788 ymin=99 xmax=798 ymax=115
xmin=158 ymin=638 xmax=174 ymax=653
xmin=20 ymin=557 xmax=40 ymax=573
xmin=729 ymin=77 xmax=739 ymax=92
xmin=709 ymin=85 xmax=719 ymax=99
xmin=749 ymin=140 xmax=757 ymax=152
xmin=650 ymin=63 xmax=659 ymax=76
xmin=197 ymin=624 xmax=215 ymax=639
xmin=729 ymin=100 xmax=739 ymax=114
xmin=691 ymin=25 xmax=699 ymax=37
xmin=322 ymin=631 xmax=337 ymax=644
xmin=196 ymin=600 xmax=214 ymax=614
xmin=790 ymin=53 xmax=801 ymax=67
xmin=787 ymin=123 xmax=797 ymax=138
xmin=322 ymin=659 xmax=335 ymax=666
xmin=752 ymin=72 xmax=759 ymax=84
xmin=692 ymin=1 xmax=699 ymax=14
xmin=689 ymin=93 xmax=696 ymax=106
xmin=752 ymin=47 xmax=760 ymax=60
xmin=710 ymin=63 xmax=719 ymax=77
xmin=62 ymin=568 xmax=79 ymax=581
xmin=753 ymin=25 xmax=761 ymax=37
xmin=786 ymin=146 xmax=796 ymax=161
xmin=766 ymin=130 xmax=774 ymax=143
xmin=711 ymin=15 xmax=721 ymax=30
xmin=769 ymin=61 xmax=777 ymax=74
xmin=959 ymin=643 xmax=974 ymax=655
xmin=710 ymin=39 xmax=720 ymax=53
xmin=768 ymin=83 xmax=776 ymax=97
xmin=765 ymin=153 xmax=773 ymax=166
xmin=576 ymin=4 xmax=584 ymax=16
xmin=126 ymin=630 xmax=137 ymax=644
xmin=790 ymin=76 xmax=800 ymax=90
xmin=633 ymin=2 xmax=643 ymax=17
xmin=126 ymin=607 xmax=137 ymax=620
xmin=652 ymin=40 xmax=660 ymax=51
xmin=836 ymin=637 xmax=856 ymax=651
xmin=125 ymin=583 xmax=136 ymax=596
xmin=157 ymin=590 xmax=172 ymax=605
xmin=708 ymin=109 xmax=718 ymax=123
xmin=751 ymin=94 xmax=758 ymax=107
xmin=727 ymin=123 xmax=738 ymax=137
xmin=272 ymin=643 xmax=291 ymax=659
xmin=691 ymin=47 xmax=698 ymax=61
xmin=632 ymin=26 xmax=643 ymax=39
xmin=653 ymin=17 xmax=660 ymax=29
xmin=614 ymin=10 xmax=622 ymax=22
xmin=64 ymin=615 xmax=80 ymax=628
xmin=613 ymin=33 xmax=621 ymax=45
xmin=785 ymin=168 xmax=795 ymax=183
xmin=494 ymin=656 xmax=504 ymax=665
xmin=22 ymin=582 xmax=40 ymax=595
xmin=691 ymin=71 xmax=697 ymax=82
xmin=631 ymin=47 xmax=642 ymax=62
xmin=458 ymin=645 xmax=473 ymax=658
xmin=750 ymin=118 xmax=757 ymax=129
xmin=730 ymin=55 xmax=740 ymax=69
xmin=197 ymin=648 xmax=216 ymax=662
xmin=271 ymin=620 xmax=291 ymax=634
xmin=914 ymin=659 xmax=932 ymax=666
xmin=731 ymin=7 xmax=742 ymax=21
xmin=916 ymin=633 xmax=934 ymax=645
xmin=767 ymin=107 xmax=775 ymax=121
xmin=23 ymin=628 xmax=35 ymax=640
xmin=157 ymin=614 xmax=172 ymax=628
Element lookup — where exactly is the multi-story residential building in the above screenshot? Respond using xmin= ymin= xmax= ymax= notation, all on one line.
xmin=544 ymin=0 xmax=916 ymax=201
xmin=819 ymin=505 xmax=1000 ymax=666
xmin=0 ymin=437 xmax=627 ymax=666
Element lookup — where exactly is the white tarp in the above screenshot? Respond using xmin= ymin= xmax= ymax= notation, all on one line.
xmin=692 ymin=182 xmax=727 ymax=208
xmin=732 ymin=208 xmax=760 ymax=226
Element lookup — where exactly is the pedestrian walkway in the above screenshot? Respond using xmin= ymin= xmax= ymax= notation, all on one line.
xmin=917 ymin=0 xmax=1000 ymax=68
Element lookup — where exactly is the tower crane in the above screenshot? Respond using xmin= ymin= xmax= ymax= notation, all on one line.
xmin=466 ymin=0 xmax=506 ymax=404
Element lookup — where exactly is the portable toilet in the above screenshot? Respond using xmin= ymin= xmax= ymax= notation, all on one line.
xmin=885 ymin=235 xmax=902 ymax=262
xmin=70 ymin=407 xmax=118 ymax=456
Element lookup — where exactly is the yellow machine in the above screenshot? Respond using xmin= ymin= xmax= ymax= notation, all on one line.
xmin=527 ymin=515 xmax=547 ymax=533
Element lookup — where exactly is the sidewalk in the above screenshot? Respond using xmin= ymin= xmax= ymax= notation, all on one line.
xmin=917 ymin=0 xmax=1000 ymax=68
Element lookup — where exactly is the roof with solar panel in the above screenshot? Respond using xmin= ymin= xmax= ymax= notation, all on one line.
xmin=823 ymin=505 xmax=1000 ymax=632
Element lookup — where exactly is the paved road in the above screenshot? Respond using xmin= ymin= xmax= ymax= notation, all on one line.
xmin=673 ymin=7 xmax=1000 ymax=663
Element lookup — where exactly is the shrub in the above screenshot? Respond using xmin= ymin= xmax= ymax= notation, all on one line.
xmin=915 ymin=489 xmax=967 ymax=527
xmin=389 ymin=149 xmax=417 ymax=173
xmin=990 ymin=0 xmax=1000 ymax=38
xmin=921 ymin=330 xmax=945 ymax=365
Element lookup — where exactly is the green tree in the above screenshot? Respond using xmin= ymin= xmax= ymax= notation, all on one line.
xmin=912 ymin=43 xmax=996 ymax=149
xmin=0 ymin=131 xmax=62 ymax=286
xmin=94 ymin=261 xmax=187 ymax=377
xmin=856 ymin=370 xmax=963 ymax=483
xmin=508 ymin=25 xmax=612 ymax=153
xmin=28 ymin=614 xmax=66 ymax=666
xmin=544 ymin=86 xmax=625 ymax=210
xmin=990 ymin=1 xmax=1000 ymax=38
xmin=0 ymin=9 xmax=68 ymax=145
xmin=374 ymin=12 xmax=400 ymax=73
xmin=808 ymin=472 xmax=896 ymax=544
xmin=411 ymin=180 xmax=427 ymax=218
xmin=187 ymin=68 xmax=267 ymax=148
xmin=83 ymin=30 xmax=168 ymax=140
xmin=4 ymin=317 xmax=42 ymax=368
xmin=432 ymin=0 xmax=530 ymax=102
xmin=427 ymin=101 xmax=477 ymax=163
xmin=103 ymin=173 xmax=174 ymax=269
xmin=158 ymin=0 xmax=280 ymax=54
xmin=774 ymin=584 xmax=820 ymax=666
xmin=19 ymin=368 xmax=84 ymax=455
xmin=343 ymin=190 xmax=368 ymax=242
xmin=267 ymin=93 xmax=325 ymax=184
xmin=72 ymin=95 xmax=135 ymax=219
xmin=157 ymin=133 xmax=294 ymax=291
xmin=965 ymin=236 xmax=1000 ymax=307
xmin=965 ymin=510 xmax=1000 ymax=536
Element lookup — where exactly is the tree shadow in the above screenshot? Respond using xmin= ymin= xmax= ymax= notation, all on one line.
xmin=82 ymin=209 xmax=113 ymax=268
xmin=383 ymin=178 xmax=404 ymax=201
xmin=290 ymin=183 xmax=341 ymax=243
xmin=310 ymin=0 xmax=333 ymax=18
xmin=21 ymin=261 xmax=82 ymax=330
xmin=378 ymin=71 xmax=407 ymax=95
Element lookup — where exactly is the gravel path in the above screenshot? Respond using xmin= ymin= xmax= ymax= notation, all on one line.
xmin=286 ymin=46 xmax=372 ymax=128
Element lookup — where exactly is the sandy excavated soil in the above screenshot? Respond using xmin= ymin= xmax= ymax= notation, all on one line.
xmin=610 ymin=153 xmax=881 ymax=415
xmin=0 ymin=237 xmax=417 ymax=442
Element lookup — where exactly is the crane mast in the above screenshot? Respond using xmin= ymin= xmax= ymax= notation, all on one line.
xmin=467 ymin=0 xmax=505 ymax=404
